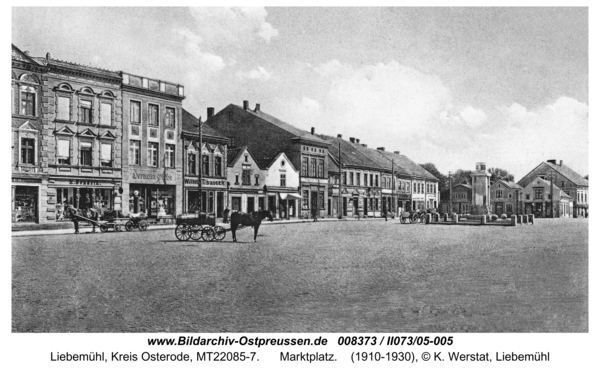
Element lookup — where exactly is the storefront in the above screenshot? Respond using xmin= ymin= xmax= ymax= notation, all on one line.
xmin=49 ymin=177 xmax=120 ymax=221
xmin=184 ymin=177 xmax=227 ymax=217
xmin=125 ymin=169 xmax=178 ymax=221
xmin=12 ymin=183 xmax=39 ymax=223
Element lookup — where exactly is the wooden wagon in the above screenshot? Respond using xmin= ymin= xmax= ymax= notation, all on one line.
xmin=174 ymin=213 xmax=226 ymax=242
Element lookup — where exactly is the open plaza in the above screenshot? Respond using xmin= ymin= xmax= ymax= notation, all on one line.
xmin=12 ymin=218 xmax=587 ymax=333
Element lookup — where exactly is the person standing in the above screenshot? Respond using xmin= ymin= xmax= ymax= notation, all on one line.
xmin=223 ymin=206 xmax=230 ymax=223
xmin=383 ymin=204 xmax=388 ymax=222
xmin=69 ymin=205 xmax=79 ymax=234
xmin=311 ymin=203 xmax=318 ymax=222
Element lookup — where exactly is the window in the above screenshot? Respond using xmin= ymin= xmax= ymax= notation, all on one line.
xmin=79 ymin=100 xmax=92 ymax=123
xmin=242 ymin=169 xmax=251 ymax=185
xmin=148 ymin=104 xmax=159 ymax=126
xmin=319 ymin=191 xmax=325 ymax=209
xmin=147 ymin=142 xmax=158 ymax=167
xmin=130 ymin=140 xmax=140 ymax=165
xmin=100 ymin=102 xmax=112 ymax=125
xmin=165 ymin=107 xmax=175 ymax=128
xmin=149 ymin=128 xmax=158 ymax=139
xmin=349 ymin=172 xmax=354 ymax=186
xmin=508 ymin=193 xmax=512 ymax=199
xmin=547 ymin=194 xmax=552 ymax=200
xmin=228 ymin=111 xmax=234 ymax=121
xmin=100 ymin=143 xmax=112 ymax=167
xmin=202 ymin=154 xmax=209 ymax=175
xmin=280 ymin=173 xmax=286 ymax=187
xmin=342 ymin=172 xmax=347 ymax=185
xmin=214 ymin=156 xmax=222 ymax=176
xmin=80 ymin=142 xmax=92 ymax=166
xmin=21 ymin=91 xmax=35 ymax=116
xmin=165 ymin=144 xmax=175 ymax=168
xmin=364 ymin=174 xmax=368 ymax=187
xmin=506 ymin=204 xmax=513 ymax=212
xmin=318 ymin=159 xmax=325 ymax=178
xmin=301 ymin=157 xmax=308 ymax=177
xmin=244 ymin=155 xmax=249 ymax=162
xmin=255 ymin=174 xmax=259 ymax=186
xmin=526 ymin=194 xmax=531 ymax=200
xmin=375 ymin=175 xmax=379 ymax=187
xmin=188 ymin=153 xmax=197 ymax=174
xmin=57 ymin=96 xmax=70 ymax=120
xmin=561 ymin=181 xmax=565 ymax=188
xmin=131 ymin=125 xmax=140 ymax=137
xmin=535 ymin=189 xmax=543 ymax=199
xmin=130 ymin=101 xmax=141 ymax=123
xmin=310 ymin=158 xmax=317 ymax=177
xmin=166 ymin=131 xmax=175 ymax=140
xmin=370 ymin=174 xmax=373 ymax=187
xmin=20 ymin=138 xmax=35 ymax=164
xmin=496 ymin=190 xmax=503 ymax=198
xmin=302 ymin=190 xmax=309 ymax=208
xmin=235 ymin=174 xmax=239 ymax=185
xmin=57 ymin=139 xmax=70 ymax=165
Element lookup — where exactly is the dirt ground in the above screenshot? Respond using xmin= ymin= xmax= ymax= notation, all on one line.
xmin=12 ymin=218 xmax=588 ymax=332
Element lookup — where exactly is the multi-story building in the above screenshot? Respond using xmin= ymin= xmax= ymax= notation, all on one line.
xmin=440 ymin=184 xmax=472 ymax=214
xmin=120 ymin=72 xmax=185 ymax=221
xmin=226 ymin=146 xmax=263 ymax=213
xmin=44 ymin=52 xmax=123 ymax=223
xmin=182 ymin=108 xmax=229 ymax=217
xmin=489 ymin=180 xmax=523 ymax=216
xmin=518 ymin=160 xmax=588 ymax=217
xmin=205 ymin=101 xmax=330 ymax=218
xmin=11 ymin=45 xmax=48 ymax=225
xmin=520 ymin=176 xmax=572 ymax=218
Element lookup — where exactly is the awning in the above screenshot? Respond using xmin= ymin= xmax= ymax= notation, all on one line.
xmin=280 ymin=193 xmax=304 ymax=200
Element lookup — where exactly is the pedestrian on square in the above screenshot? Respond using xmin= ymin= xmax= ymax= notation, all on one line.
xmin=311 ymin=204 xmax=318 ymax=222
xmin=383 ymin=204 xmax=388 ymax=222
xmin=68 ymin=205 xmax=79 ymax=234
xmin=223 ymin=206 xmax=230 ymax=224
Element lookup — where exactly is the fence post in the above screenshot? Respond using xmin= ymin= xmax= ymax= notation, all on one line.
xmin=529 ymin=214 xmax=535 ymax=224
xmin=426 ymin=214 xmax=431 ymax=224
xmin=511 ymin=215 xmax=517 ymax=226
xmin=481 ymin=215 xmax=487 ymax=225
xmin=453 ymin=214 xmax=459 ymax=224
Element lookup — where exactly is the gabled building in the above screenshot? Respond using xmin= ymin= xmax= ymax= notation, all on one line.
xmin=521 ymin=176 xmax=572 ymax=218
xmin=518 ymin=160 xmax=588 ymax=217
xmin=205 ymin=101 xmax=331 ymax=218
xmin=226 ymin=146 xmax=264 ymax=213
xmin=11 ymin=45 xmax=48 ymax=224
xmin=440 ymin=184 xmax=472 ymax=214
xmin=263 ymin=152 xmax=300 ymax=219
xmin=181 ymin=108 xmax=229 ymax=217
xmin=490 ymin=180 xmax=523 ymax=216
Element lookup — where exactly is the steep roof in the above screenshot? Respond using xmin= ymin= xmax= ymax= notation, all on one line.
xmin=315 ymin=134 xmax=382 ymax=170
xmin=525 ymin=177 xmax=571 ymax=198
xmin=12 ymin=44 xmax=42 ymax=66
xmin=518 ymin=161 xmax=588 ymax=188
xmin=375 ymin=149 xmax=439 ymax=181
xmin=230 ymin=104 xmax=330 ymax=145
xmin=493 ymin=180 xmax=523 ymax=189
xmin=182 ymin=109 xmax=228 ymax=139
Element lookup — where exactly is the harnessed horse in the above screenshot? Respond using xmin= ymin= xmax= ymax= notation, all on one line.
xmin=230 ymin=210 xmax=273 ymax=242
xmin=65 ymin=205 xmax=100 ymax=233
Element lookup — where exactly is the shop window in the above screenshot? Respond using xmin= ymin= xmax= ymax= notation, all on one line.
xmin=21 ymin=89 xmax=36 ymax=116
xmin=148 ymin=104 xmax=159 ymax=126
xmin=20 ymin=138 xmax=35 ymax=164
xmin=302 ymin=190 xmax=309 ymax=209
xmin=100 ymin=102 xmax=112 ymax=125
xmin=80 ymin=142 xmax=93 ymax=166
xmin=188 ymin=153 xmax=197 ymax=175
xmin=148 ymin=142 xmax=158 ymax=167
xmin=280 ymin=173 xmax=286 ymax=187
xmin=57 ymin=138 xmax=71 ymax=165
xmin=130 ymin=101 xmax=141 ymax=123
xmin=57 ymin=96 xmax=71 ymax=121
xmin=130 ymin=140 xmax=140 ymax=165
xmin=214 ymin=156 xmax=222 ymax=177
xmin=242 ymin=169 xmax=251 ymax=185
xmin=165 ymin=107 xmax=175 ymax=128
xmin=13 ymin=186 xmax=37 ymax=223
xmin=165 ymin=144 xmax=175 ymax=168
xmin=100 ymin=142 xmax=113 ymax=167
xmin=79 ymin=100 xmax=92 ymax=123
xmin=202 ymin=154 xmax=209 ymax=175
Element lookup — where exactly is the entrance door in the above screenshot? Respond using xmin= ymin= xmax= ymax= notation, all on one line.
xmin=247 ymin=197 xmax=255 ymax=212
xmin=343 ymin=197 xmax=347 ymax=216
xmin=232 ymin=197 xmax=241 ymax=211
xmin=311 ymin=191 xmax=318 ymax=213
xmin=216 ymin=192 xmax=223 ymax=217
xmin=353 ymin=198 xmax=358 ymax=215
xmin=258 ymin=197 xmax=265 ymax=211
xmin=495 ymin=202 xmax=503 ymax=215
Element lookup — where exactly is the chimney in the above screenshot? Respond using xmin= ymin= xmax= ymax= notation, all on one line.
xmin=356 ymin=138 xmax=360 ymax=144
xmin=243 ymin=100 xmax=249 ymax=110
xmin=311 ymin=127 xmax=315 ymax=135
xmin=254 ymin=103 xmax=261 ymax=112
xmin=559 ymin=160 xmax=563 ymax=166
xmin=547 ymin=159 xmax=556 ymax=165
xmin=207 ymin=107 xmax=214 ymax=118
xmin=377 ymin=147 xmax=385 ymax=151
xmin=394 ymin=151 xmax=400 ymax=155
xmin=349 ymin=137 xmax=356 ymax=143
xmin=46 ymin=52 xmax=52 ymax=61
xmin=337 ymin=134 xmax=342 ymax=138
xmin=361 ymin=144 xmax=367 ymax=148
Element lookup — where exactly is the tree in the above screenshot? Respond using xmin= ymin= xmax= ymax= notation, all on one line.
xmin=488 ymin=167 xmax=514 ymax=183
xmin=419 ymin=163 xmax=448 ymax=193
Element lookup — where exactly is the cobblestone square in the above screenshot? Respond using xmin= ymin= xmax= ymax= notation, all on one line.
xmin=12 ymin=219 xmax=588 ymax=332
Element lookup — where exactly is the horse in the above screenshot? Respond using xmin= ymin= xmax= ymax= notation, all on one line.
xmin=65 ymin=205 xmax=100 ymax=233
xmin=229 ymin=209 xmax=273 ymax=242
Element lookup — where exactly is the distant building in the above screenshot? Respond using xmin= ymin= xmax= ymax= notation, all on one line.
xmin=520 ymin=176 xmax=572 ymax=218
xmin=489 ymin=180 xmax=523 ymax=216
xmin=440 ymin=184 xmax=472 ymax=214
xmin=518 ymin=160 xmax=588 ymax=217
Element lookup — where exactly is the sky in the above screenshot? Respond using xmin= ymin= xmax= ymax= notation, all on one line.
xmin=11 ymin=7 xmax=589 ymax=180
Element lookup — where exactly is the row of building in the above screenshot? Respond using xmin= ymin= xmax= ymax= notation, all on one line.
xmin=11 ymin=44 xmax=441 ymax=226
xmin=439 ymin=161 xmax=589 ymax=218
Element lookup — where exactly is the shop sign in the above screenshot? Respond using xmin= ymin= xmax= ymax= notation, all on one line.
xmin=12 ymin=178 xmax=41 ymax=184
xmin=132 ymin=171 xmax=174 ymax=184
xmin=50 ymin=178 xmax=115 ymax=187
xmin=185 ymin=178 xmax=226 ymax=187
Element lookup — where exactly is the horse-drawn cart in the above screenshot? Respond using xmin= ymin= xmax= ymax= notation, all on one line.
xmin=174 ymin=213 xmax=226 ymax=242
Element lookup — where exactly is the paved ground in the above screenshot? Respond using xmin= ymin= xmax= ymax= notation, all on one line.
xmin=12 ymin=218 xmax=587 ymax=332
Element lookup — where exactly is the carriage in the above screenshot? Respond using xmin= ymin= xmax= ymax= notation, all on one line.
xmin=174 ymin=213 xmax=226 ymax=242
xmin=400 ymin=209 xmax=428 ymax=224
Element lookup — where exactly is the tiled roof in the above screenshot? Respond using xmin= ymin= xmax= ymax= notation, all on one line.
xmin=315 ymin=134 xmax=382 ymax=171
xmin=226 ymin=147 xmax=242 ymax=166
xmin=375 ymin=150 xmax=439 ymax=181
xmin=495 ymin=180 xmax=523 ymax=189
xmin=182 ymin=109 xmax=228 ymax=139
xmin=545 ymin=162 xmax=588 ymax=187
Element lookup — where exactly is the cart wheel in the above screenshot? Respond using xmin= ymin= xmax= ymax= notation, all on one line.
xmin=201 ymin=226 xmax=215 ymax=242
xmin=138 ymin=220 xmax=148 ymax=231
xmin=100 ymin=224 xmax=109 ymax=233
xmin=125 ymin=221 xmax=134 ymax=232
xmin=175 ymin=225 xmax=190 ymax=241
xmin=213 ymin=226 xmax=226 ymax=241
xmin=114 ymin=224 xmax=121 ymax=232
xmin=190 ymin=225 xmax=203 ymax=241
xmin=411 ymin=214 xmax=418 ymax=223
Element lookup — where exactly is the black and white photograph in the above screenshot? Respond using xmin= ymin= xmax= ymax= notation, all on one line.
xmin=6 ymin=3 xmax=595 ymax=369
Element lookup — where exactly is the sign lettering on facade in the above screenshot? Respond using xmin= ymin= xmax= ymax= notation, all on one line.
xmin=132 ymin=171 xmax=174 ymax=183
xmin=185 ymin=178 xmax=226 ymax=187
